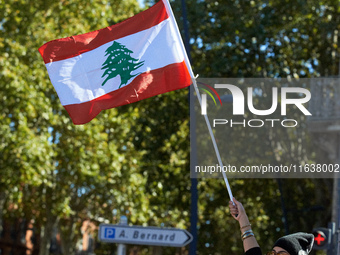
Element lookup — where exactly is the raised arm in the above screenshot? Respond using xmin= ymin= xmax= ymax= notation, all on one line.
xmin=229 ymin=197 xmax=261 ymax=254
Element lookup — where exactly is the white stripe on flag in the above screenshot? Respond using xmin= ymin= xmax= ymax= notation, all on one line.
xmin=45 ymin=18 xmax=185 ymax=106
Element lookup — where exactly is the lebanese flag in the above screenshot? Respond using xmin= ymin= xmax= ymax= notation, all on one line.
xmin=39 ymin=0 xmax=192 ymax=125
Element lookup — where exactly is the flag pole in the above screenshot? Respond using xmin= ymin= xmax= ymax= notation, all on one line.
xmin=191 ymin=79 xmax=234 ymax=201
xmin=161 ymin=0 xmax=234 ymax=202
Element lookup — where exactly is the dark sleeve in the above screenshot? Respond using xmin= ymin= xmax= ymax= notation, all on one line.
xmin=244 ymin=247 xmax=262 ymax=255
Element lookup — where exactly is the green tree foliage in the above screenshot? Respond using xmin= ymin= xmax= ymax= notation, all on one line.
xmin=181 ymin=0 xmax=339 ymax=78
xmin=0 ymin=1 xmax=148 ymax=255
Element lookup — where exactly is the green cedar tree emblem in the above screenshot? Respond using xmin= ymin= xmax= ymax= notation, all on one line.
xmin=101 ymin=41 xmax=145 ymax=88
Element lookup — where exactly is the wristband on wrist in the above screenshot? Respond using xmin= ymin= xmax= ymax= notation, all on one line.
xmin=242 ymin=233 xmax=254 ymax=241
xmin=240 ymin=223 xmax=251 ymax=230
xmin=241 ymin=229 xmax=254 ymax=240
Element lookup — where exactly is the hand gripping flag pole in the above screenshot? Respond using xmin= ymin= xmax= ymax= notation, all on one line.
xmin=162 ymin=0 xmax=235 ymax=203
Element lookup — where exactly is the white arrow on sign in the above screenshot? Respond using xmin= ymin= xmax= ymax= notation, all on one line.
xmin=99 ymin=224 xmax=193 ymax=247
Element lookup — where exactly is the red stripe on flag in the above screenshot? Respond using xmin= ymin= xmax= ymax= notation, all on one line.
xmin=63 ymin=62 xmax=191 ymax=125
xmin=39 ymin=1 xmax=168 ymax=64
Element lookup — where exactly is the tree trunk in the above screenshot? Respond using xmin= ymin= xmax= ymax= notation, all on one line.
xmin=38 ymin=212 xmax=56 ymax=255
xmin=59 ymin=216 xmax=76 ymax=255
xmin=0 ymin=191 xmax=7 ymax=235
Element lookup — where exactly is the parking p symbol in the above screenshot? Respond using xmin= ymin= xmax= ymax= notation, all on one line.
xmin=104 ymin=228 xmax=116 ymax=238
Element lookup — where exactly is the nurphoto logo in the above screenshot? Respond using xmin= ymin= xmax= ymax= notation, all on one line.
xmin=192 ymin=78 xmax=340 ymax=179
xmin=199 ymin=82 xmax=312 ymax=128
xmin=197 ymin=82 xmax=222 ymax=115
